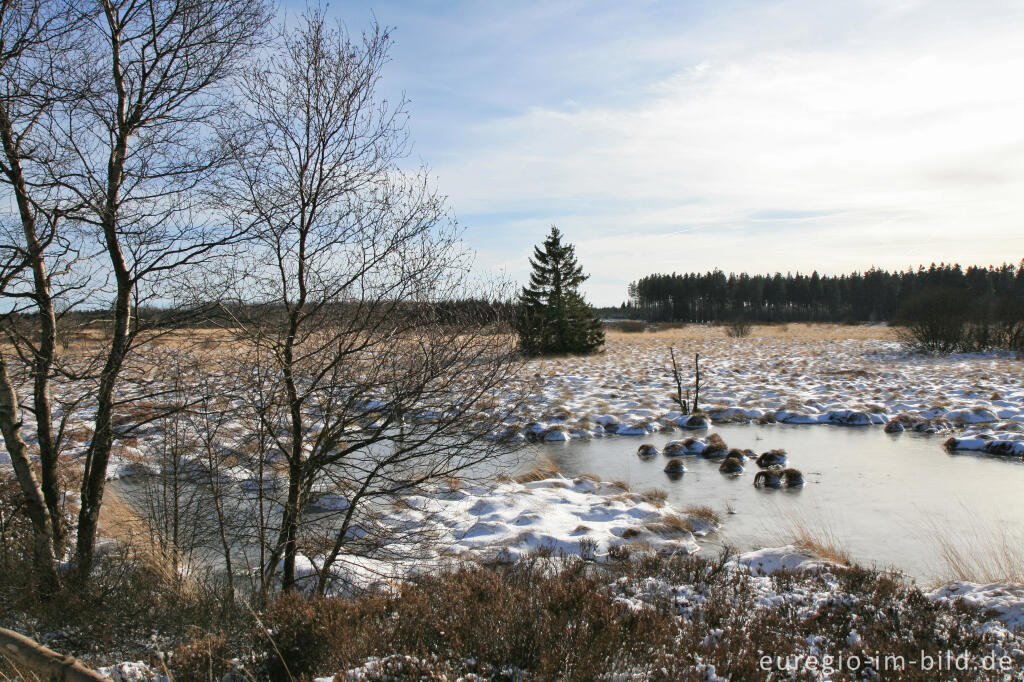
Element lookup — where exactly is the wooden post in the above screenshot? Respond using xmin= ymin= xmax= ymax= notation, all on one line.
xmin=0 ymin=627 xmax=111 ymax=681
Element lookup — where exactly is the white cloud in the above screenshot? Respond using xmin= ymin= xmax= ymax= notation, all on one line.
xmin=431 ymin=1 xmax=1024 ymax=304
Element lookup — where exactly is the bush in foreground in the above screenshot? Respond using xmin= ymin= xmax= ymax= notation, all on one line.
xmin=240 ymin=553 xmax=1021 ymax=681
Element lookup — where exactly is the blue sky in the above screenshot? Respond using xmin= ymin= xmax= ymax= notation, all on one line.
xmin=299 ymin=1 xmax=1024 ymax=305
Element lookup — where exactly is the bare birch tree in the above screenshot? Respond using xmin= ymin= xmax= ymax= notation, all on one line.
xmin=217 ymin=10 xmax=521 ymax=597
xmin=0 ymin=0 xmax=90 ymax=594
xmin=50 ymin=0 xmax=269 ymax=583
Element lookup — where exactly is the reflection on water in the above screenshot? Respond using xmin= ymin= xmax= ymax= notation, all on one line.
xmin=524 ymin=424 xmax=1024 ymax=579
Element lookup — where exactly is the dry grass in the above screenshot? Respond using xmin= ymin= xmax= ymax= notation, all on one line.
xmin=98 ymin=491 xmax=198 ymax=594
xmin=645 ymin=513 xmax=694 ymax=536
xmin=925 ymin=515 xmax=1024 ymax=584
xmin=640 ymin=488 xmax=667 ymax=506
xmin=513 ymin=457 xmax=561 ymax=483
xmin=778 ymin=514 xmax=852 ymax=566
xmin=684 ymin=505 xmax=721 ymax=525
xmin=603 ymin=322 xmax=896 ymax=345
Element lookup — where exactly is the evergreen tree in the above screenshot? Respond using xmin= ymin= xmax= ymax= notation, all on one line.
xmin=516 ymin=226 xmax=605 ymax=355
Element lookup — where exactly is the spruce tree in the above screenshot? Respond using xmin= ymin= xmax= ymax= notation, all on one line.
xmin=516 ymin=226 xmax=605 ymax=355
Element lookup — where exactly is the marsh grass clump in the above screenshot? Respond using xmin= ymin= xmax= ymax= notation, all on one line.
xmin=702 ymin=433 xmax=727 ymax=457
xmin=513 ymin=458 xmax=561 ymax=483
xmin=684 ymin=505 xmax=721 ymax=526
xmin=779 ymin=515 xmax=852 ymax=566
xmin=926 ymin=516 xmax=1024 ymax=584
xmin=640 ymin=488 xmax=668 ymax=506
xmin=645 ymin=513 xmax=693 ymax=536
xmin=663 ymin=458 xmax=686 ymax=474
xmin=636 ymin=443 xmax=659 ymax=457
xmin=756 ymin=448 xmax=787 ymax=468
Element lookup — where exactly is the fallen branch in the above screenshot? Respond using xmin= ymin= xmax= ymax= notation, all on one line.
xmin=0 ymin=627 xmax=110 ymax=681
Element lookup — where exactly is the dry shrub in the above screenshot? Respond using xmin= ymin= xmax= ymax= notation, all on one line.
xmin=724 ymin=317 xmax=752 ymax=338
xmin=260 ymin=591 xmax=386 ymax=681
xmin=170 ymin=631 xmax=233 ymax=682
xmin=0 ymin=472 xmax=33 ymax=582
xmin=252 ymin=552 xmax=1022 ymax=681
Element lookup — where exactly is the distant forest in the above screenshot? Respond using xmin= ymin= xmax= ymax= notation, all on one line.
xmin=625 ymin=262 xmax=1024 ymax=323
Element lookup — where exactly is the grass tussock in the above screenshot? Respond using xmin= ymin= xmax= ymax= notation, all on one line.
xmin=640 ymin=488 xmax=668 ymax=506
xmin=648 ymin=513 xmax=694 ymax=535
xmin=684 ymin=505 xmax=721 ymax=526
xmin=781 ymin=515 xmax=852 ymax=567
xmin=512 ymin=457 xmax=561 ymax=483
xmin=926 ymin=516 xmax=1024 ymax=584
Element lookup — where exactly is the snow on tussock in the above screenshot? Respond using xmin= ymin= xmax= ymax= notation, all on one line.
xmin=290 ymin=475 xmax=719 ymax=594
xmin=409 ymin=475 xmax=716 ymax=561
xmin=497 ymin=332 xmax=1024 ymax=441
xmin=727 ymin=544 xmax=840 ymax=576
xmin=928 ymin=582 xmax=1024 ymax=631
xmin=944 ymin=426 xmax=1024 ymax=457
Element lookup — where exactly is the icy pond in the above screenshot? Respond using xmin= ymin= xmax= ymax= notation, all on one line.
xmin=519 ymin=424 xmax=1024 ymax=580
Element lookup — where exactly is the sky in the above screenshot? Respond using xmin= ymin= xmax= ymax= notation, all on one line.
xmin=301 ymin=0 xmax=1024 ymax=305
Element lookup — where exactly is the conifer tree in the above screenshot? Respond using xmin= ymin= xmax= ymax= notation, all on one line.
xmin=516 ymin=226 xmax=604 ymax=355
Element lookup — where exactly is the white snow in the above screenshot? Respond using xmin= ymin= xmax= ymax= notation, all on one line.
xmin=290 ymin=475 xmax=718 ymax=595
xmin=727 ymin=544 xmax=840 ymax=576
xmin=928 ymin=582 xmax=1024 ymax=630
xmin=492 ymin=330 xmax=1024 ymax=444
xmin=945 ymin=428 xmax=1024 ymax=457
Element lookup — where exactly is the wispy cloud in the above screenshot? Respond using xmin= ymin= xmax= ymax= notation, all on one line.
xmin=322 ymin=0 xmax=1024 ymax=304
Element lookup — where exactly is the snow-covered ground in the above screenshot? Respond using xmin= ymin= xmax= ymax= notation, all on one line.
xmin=308 ymin=543 xmax=1024 ymax=682
xmin=497 ymin=326 xmax=1024 ymax=448
xmin=289 ymin=474 xmax=720 ymax=594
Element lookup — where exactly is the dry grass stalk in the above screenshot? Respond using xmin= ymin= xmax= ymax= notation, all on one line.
xmin=781 ymin=515 xmax=852 ymax=566
xmin=513 ymin=457 xmax=561 ymax=483
xmin=685 ymin=505 xmax=721 ymax=525
xmin=926 ymin=516 xmax=1024 ymax=584
xmin=98 ymin=492 xmax=198 ymax=595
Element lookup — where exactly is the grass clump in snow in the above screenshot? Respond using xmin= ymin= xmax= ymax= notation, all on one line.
xmin=684 ymin=504 xmax=722 ymax=526
xmin=512 ymin=458 xmax=561 ymax=483
xmin=782 ymin=516 xmax=852 ymax=567
xmin=926 ymin=516 xmax=1024 ymax=584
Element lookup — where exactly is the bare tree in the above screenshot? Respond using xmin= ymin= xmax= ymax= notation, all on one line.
xmin=0 ymin=0 xmax=90 ymax=594
xmin=217 ymin=10 xmax=521 ymax=597
xmin=47 ymin=0 xmax=269 ymax=583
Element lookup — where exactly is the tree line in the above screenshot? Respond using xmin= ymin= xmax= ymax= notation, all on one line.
xmin=627 ymin=262 xmax=1024 ymax=323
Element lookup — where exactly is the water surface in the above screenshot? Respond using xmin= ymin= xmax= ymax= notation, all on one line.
xmin=524 ymin=424 xmax=1024 ymax=579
